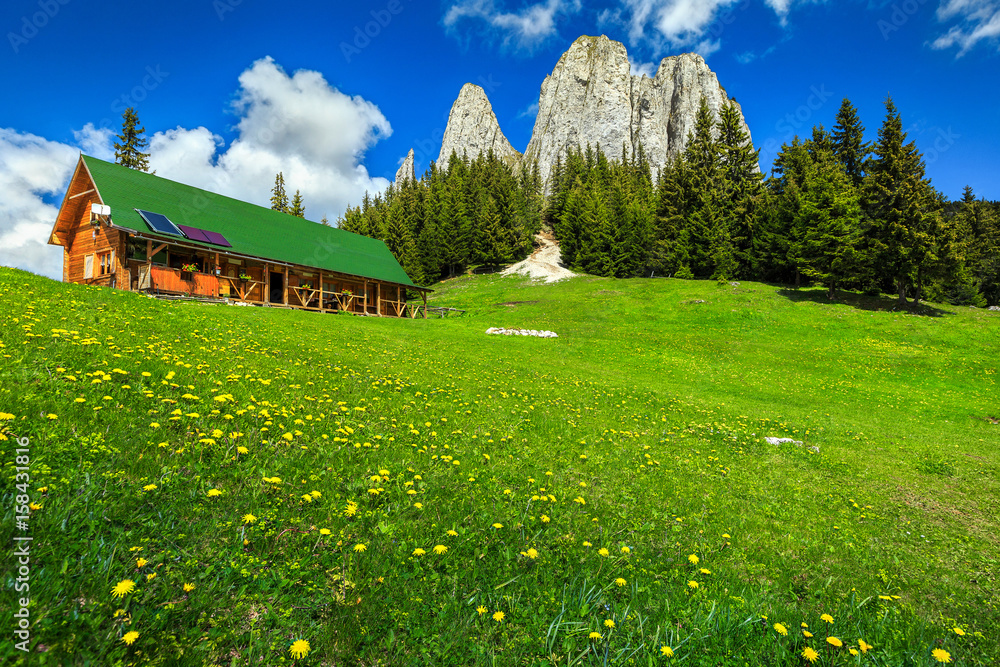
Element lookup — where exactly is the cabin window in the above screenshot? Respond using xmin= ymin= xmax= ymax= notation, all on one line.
xmin=83 ymin=254 xmax=94 ymax=279
xmin=98 ymin=250 xmax=115 ymax=276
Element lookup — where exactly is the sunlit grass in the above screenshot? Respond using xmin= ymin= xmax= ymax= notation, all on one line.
xmin=0 ymin=266 xmax=997 ymax=665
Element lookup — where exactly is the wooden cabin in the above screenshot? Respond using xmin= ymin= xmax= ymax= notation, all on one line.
xmin=48 ymin=155 xmax=431 ymax=317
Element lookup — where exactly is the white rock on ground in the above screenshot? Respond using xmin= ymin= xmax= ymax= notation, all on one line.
xmin=486 ymin=328 xmax=558 ymax=338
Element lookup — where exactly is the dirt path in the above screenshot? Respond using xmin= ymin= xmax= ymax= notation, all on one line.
xmin=501 ymin=232 xmax=577 ymax=283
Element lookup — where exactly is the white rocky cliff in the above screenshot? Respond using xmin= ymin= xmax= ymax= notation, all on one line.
xmin=394 ymin=148 xmax=415 ymax=184
xmin=437 ymin=83 xmax=522 ymax=170
xmin=437 ymin=35 xmax=754 ymax=186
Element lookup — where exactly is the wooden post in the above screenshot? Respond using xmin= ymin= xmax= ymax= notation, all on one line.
xmin=264 ymin=264 xmax=270 ymax=304
xmin=422 ymin=292 xmax=427 ymax=319
xmin=376 ymin=282 xmax=382 ymax=317
xmin=283 ymin=265 xmax=289 ymax=306
xmin=319 ymin=271 xmax=325 ymax=313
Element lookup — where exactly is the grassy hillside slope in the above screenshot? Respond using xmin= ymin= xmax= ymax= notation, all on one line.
xmin=1 ymin=267 xmax=997 ymax=666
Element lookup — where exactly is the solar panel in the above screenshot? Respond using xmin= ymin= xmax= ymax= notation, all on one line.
xmin=203 ymin=230 xmax=232 ymax=248
xmin=137 ymin=210 xmax=183 ymax=237
xmin=177 ymin=225 xmax=212 ymax=243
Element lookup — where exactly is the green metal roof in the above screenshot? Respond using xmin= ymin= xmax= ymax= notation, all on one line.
xmin=82 ymin=155 xmax=421 ymax=289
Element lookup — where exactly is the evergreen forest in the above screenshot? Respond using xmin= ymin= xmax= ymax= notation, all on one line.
xmin=338 ymin=96 xmax=1000 ymax=306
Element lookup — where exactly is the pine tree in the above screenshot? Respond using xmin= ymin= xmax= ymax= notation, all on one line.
xmin=684 ymin=97 xmax=724 ymax=277
xmin=862 ymin=97 xmax=936 ymax=304
xmin=114 ymin=108 xmax=151 ymax=172
xmin=321 ymin=215 xmax=331 ymax=227
xmin=793 ymin=143 xmax=862 ymax=298
xmin=270 ymin=173 xmax=289 ymax=213
xmin=651 ymin=157 xmax=692 ymax=277
xmin=717 ymin=101 xmax=764 ymax=278
xmin=831 ymin=98 xmax=868 ymax=187
xmin=289 ymin=190 xmax=305 ymax=218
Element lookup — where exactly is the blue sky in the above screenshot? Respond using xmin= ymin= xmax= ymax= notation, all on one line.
xmin=2 ymin=0 xmax=998 ymax=279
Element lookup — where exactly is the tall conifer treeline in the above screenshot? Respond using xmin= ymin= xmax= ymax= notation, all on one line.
xmin=339 ymin=149 xmax=542 ymax=286
xmin=339 ymin=97 xmax=999 ymax=306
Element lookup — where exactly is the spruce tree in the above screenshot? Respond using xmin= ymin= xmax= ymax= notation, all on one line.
xmin=114 ymin=107 xmax=151 ymax=172
xmin=717 ymin=101 xmax=764 ymax=278
xmin=270 ymin=173 xmax=289 ymax=213
xmin=289 ymin=190 xmax=305 ymax=218
xmin=793 ymin=143 xmax=862 ymax=298
xmin=831 ymin=98 xmax=868 ymax=187
xmin=684 ymin=97 xmax=724 ymax=277
xmin=862 ymin=97 xmax=936 ymax=304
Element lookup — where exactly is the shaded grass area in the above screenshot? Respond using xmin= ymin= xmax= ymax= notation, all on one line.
xmin=0 ymin=267 xmax=997 ymax=666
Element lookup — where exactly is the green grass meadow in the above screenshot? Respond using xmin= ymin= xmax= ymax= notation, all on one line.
xmin=1 ymin=266 xmax=998 ymax=665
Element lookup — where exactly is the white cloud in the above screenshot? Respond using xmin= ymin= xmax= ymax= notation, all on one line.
xmin=73 ymin=123 xmax=116 ymax=161
xmin=444 ymin=0 xmax=582 ymax=50
xmin=148 ymin=57 xmax=392 ymax=222
xmin=613 ymin=0 xmax=815 ymax=54
xmin=518 ymin=100 xmax=541 ymax=119
xmin=629 ymin=55 xmax=658 ymax=77
xmin=933 ymin=0 xmax=1000 ymax=54
xmin=0 ymin=128 xmax=79 ymax=280
xmin=1 ymin=57 xmax=394 ymax=280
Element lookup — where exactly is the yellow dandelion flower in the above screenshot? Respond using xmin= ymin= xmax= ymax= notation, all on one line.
xmin=931 ymin=648 xmax=951 ymax=663
xmin=589 ymin=631 xmax=602 ymax=640
xmin=604 ymin=619 xmax=615 ymax=628
xmin=476 ymin=605 xmax=487 ymax=615
xmin=849 ymin=648 xmax=859 ymax=656
xmin=207 ymin=489 xmax=222 ymax=497
xmin=290 ymin=639 xmax=310 ymax=659
xmin=146 ymin=573 xmax=156 ymax=581
xmin=614 ymin=577 xmax=626 ymax=587
xmin=826 ymin=636 xmax=843 ymax=648
xmin=687 ymin=580 xmax=699 ymax=589
xmin=183 ymin=583 xmax=195 ymax=592
xmin=121 ymin=631 xmax=139 ymax=646
xmin=621 ymin=546 xmax=630 ymax=555
xmin=524 ymin=548 xmax=539 ymax=559
xmin=540 ymin=515 xmax=550 ymax=523
xmin=111 ymin=579 xmax=136 ymax=599
xmin=661 ymin=646 xmax=674 ymax=657
xmin=136 ymin=558 xmax=147 ymax=568
xmin=774 ymin=623 xmax=788 ymax=636
xmin=492 ymin=523 xmax=503 ymax=529
xmin=859 ymin=639 xmax=872 ymax=653
xmin=803 ymin=630 xmax=814 ymax=638
xmin=700 ymin=568 xmax=711 ymax=575
xmin=142 ymin=484 xmax=157 ymax=491
xmin=801 ymin=622 xmax=808 ymax=628
xmin=583 ymin=541 xmax=592 ymax=547
xmin=319 ymin=528 xmax=331 ymax=535
xmin=412 ymin=548 xmax=426 ymax=556
xmin=722 ymin=533 xmax=731 ymax=539
xmin=598 ymin=548 xmax=610 ymax=557
xmin=243 ymin=513 xmax=257 ymax=524
xmin=821 ymin=614 xmax=834 ymax=623
xmin=802 ymin=647 xmax=819 ymax=664
xmin=493 ymin=611 xmax=505 ymax=622
xmin=447 ymin=529 xmax=458 ymax=537
xmin=434 ymin=544 xmax=448 ymax=554
xmin=353 ymin=543 xmax=367 ymax=553
xmin=953 ymin=627 xmax=965 ymax=636
xmin=237 ymin=446 xmax=248 ymax=454
xmin=688 ymin=554 xmax=699 ymax=565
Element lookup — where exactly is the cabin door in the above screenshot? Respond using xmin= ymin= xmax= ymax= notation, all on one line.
xmin=269 ymin=271 xmax=284 ymax=303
